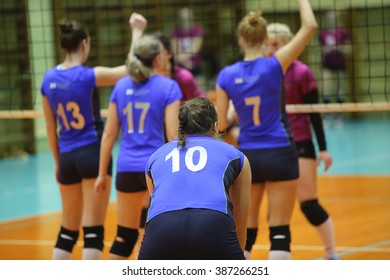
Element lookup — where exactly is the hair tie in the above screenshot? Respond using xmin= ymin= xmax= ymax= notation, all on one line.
xmin=134 ymin=52 xmax=154 ymax=67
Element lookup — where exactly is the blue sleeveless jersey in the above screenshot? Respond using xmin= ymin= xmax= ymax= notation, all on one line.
xmin=145 ymin=136 xmax=245 ymax=222
xmin=41 ymin=65 xmax=103 ymax=153
xmin=110 ymin=74 xmax=182 ymax=172
xmin=217 ymin=56 xmax=293 ymax=149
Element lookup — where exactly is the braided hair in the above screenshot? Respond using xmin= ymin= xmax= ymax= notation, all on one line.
xmin=177 ymin=97 xmax=218 ymax=149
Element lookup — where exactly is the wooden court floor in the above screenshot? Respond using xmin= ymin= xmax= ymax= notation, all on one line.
xmin=0 ymin=176 xmax=389 ymax=260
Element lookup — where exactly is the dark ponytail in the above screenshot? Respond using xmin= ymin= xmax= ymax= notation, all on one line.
xmin=58 ymin=18 xmax=89 ymax=52
xmin=177 ymin=98 xmax=218 ymax=149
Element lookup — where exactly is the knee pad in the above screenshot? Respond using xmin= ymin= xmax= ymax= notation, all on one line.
xmin=300 ymin=199 xmax=329 ymax=226
xmin=139 ymin=207 xmax=148 ymax=229
xmin=83 ymin=225 xmax=104 ymax=251
xmin=109 ymin=226 xmax=139 ymax=257
xmin=245 ymin=228 xmax=258 ymax=251
xmin=55 ymin=226 xmax=79 ymax=253
xmin=269 ymin=225 xmax=291 ymax=252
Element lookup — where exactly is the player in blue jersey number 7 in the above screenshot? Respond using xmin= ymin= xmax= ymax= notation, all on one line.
xmin=216 ymin=0 xmax=317 ymax=259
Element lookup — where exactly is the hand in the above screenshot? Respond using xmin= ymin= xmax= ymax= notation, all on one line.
xmin=94 ymin=175 xmax=108 ymax=194
xmin=129 ymin=12 xmax=147 ymax=32
xmin=317 ymin=150 xmax=333 ymax=172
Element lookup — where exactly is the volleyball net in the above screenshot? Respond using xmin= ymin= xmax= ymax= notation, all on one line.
xmin=0 ymin=0 xmax=389 ymax=155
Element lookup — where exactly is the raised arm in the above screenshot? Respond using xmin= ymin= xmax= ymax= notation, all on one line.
xmin=94 ymin=12 xmax=147 ymax=87
xmin=127 ymin=12 xmax=148 ymax=61
xmin=275 ymin=0 xmax=318 ymax=73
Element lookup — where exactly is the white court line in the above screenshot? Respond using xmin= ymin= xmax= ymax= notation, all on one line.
xmin=321 ymin=197 xmax=390 ymax=205
xmin=0 ymin=240 xmax=113 ymax=247
xmin=0 ymin=214 xmax=61 ymax=232
xmin=253 ymin=240 xmax=390 ymax=259
xmin=252 ymin=244 xmax=390 ymax=253
xmin=334 ymin=240 xmax=390 ymax=258
xmin=1 ymin=240 xmax=390 ymax=253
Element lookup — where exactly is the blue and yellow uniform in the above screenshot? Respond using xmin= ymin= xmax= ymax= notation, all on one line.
xmin=138 ymin=136 xmax=246 ymax=260
xmin=217 ymin=56 xmax=298 ymax=182
xmin=41 ymin=65 xmax=103 ymax=152
xmin=110 ymin=74 xmax=182 ymax=192
xmin=41 ymin=65 xmax=109 ymax=184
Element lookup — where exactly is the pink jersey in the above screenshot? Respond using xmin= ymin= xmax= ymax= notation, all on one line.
xmin=285 ymin=61 xmax=318 ymax=142
xmin=171 ymin=24 xmax=204 ymax=69
xmin=173 ymin=66 xmax=205 ymax=102
xmin=319 ymin=27 xmax=349 ymax=69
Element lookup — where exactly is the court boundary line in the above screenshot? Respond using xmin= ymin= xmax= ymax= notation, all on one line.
xmin=1 ymin=239 xmax=389 ymax=260
xmin=252 ymin=242 xmax=390 ymax=253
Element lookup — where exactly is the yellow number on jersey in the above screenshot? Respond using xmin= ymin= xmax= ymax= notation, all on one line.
xmin=57 ymin=102 xmax=85 ymax=130
xmin=244 ymin=96 xmax=261 ymax=126
xmin=123 ymin=102 xmax=151 ymax=133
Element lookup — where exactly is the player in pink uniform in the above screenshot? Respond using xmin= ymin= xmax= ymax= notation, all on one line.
xmin=318 ymin=10 xmax=351 ymax=127
xmin=170 ymin=7 xmax=204 ymax=75
xmin=153 ymin=32 xmax=206 ymax=102
xmin=265 ymin=22 xmax=340 ymax=260
xmin=318 ymin=10 xmax=350 ymax=104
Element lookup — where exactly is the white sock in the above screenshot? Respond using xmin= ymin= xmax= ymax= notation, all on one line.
xmin=269 ymin=250 xmax=291 ymax=260
xmin=82 ymin=248 xmax=102 ymax=260
xmin=244 ymin=250 xmax=251 ymax=260
xmin=325 ymin=253 xmax=341 ymax=260
xmin=52 ymin=248 xmax=72 ymax=260
xmin=316 ymin=217 xmax=337 ymax=256
xmin=108 ymin=253 xmax=127 ymax=260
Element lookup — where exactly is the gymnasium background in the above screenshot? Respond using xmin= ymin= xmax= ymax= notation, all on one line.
xmin=0 ymin=0 xmax=389 ymax=260
xmin=0 ymin=0 xmax=389 ymax=158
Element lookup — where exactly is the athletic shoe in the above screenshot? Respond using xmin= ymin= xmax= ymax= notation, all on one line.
xmin=325 ymin=254 xmax=341 ymax=260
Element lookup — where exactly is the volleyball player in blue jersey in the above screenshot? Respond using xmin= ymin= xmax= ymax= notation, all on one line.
xmin=216 ymin=0 xmax=317 ymax=260
xmin=138 ymin=97 xmax=251 ymax=260
xmin=94 ymin=34 xmax=182 ymax=259
xmin=40 ymin=14 xmax=137 ymax=259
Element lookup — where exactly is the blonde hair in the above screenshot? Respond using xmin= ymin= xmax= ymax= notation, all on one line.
xmin=237 ymin=10 xmax=267 ymax=46
xmin=127 ymin=35 xmax=160 ymax=83
xmin=266 ymin=23 xmax=293 ymax=43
